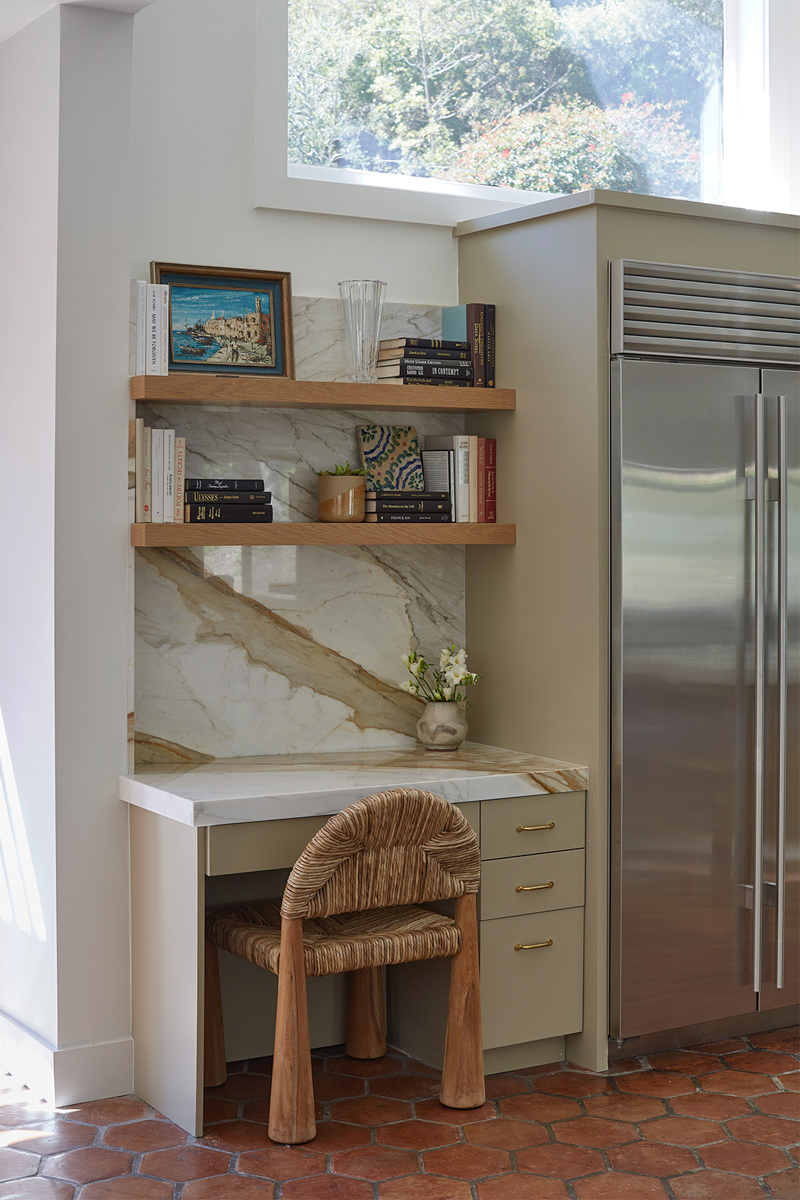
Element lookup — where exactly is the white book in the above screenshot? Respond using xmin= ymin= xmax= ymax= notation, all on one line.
xmin=468 ymin=434 xmax=479 ymax=523
xmin=151 ymin=428 xmax=164 ymax=523
xmin=143 ymin=426 xmax=152 ymax=522
xmin=163 ymin=429 xmax=175 ymax=523
xmin=129 ymin=280 xmax=147 ymax=376
xmin=424 ymin=435 xmax=469 ymax=522
xmin=159 ymin=284 xmax=170 ymax=375
xmin=421 ymin=449 xmax=453 ymax=496
xmin=134 ymin=417 xmax=145 ymax=523
xmin=174 ymin=437 xmax=186 ymax=522
xmin=146 ymin=284 xmax=160 ymax=375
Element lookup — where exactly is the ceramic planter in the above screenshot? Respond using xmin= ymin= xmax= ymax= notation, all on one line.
xmin=416 ymin=701 xmax=468 ymax=751
xmin=317 ymin=476 xmax=366 ymax=522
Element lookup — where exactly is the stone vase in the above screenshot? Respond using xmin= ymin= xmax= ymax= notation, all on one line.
xmin=317 ymin=476 xmax=366 ymax=522
xmin=416 ymin=701 xmax=468 ymax=751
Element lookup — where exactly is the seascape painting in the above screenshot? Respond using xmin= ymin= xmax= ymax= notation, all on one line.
xmin=170 ymin=286 xmax=276 ymax=367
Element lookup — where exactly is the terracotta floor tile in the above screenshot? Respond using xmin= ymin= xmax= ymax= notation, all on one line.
xmin=533 ymin=1074 xmax=613 ymax=1099
xmin=583 ymin=1093 xmax=667 ymax=1122
xmin=377 ymin=1119 xmax=459 ymax=1151
xmin=668 ymin=1092 xmax=752 ymax=1121
xmin=669 ymin=1170 xmax=764 ymax=1199
xmin=369 ymin=1074 xmax=441 ymax=1102
xmin=646 ymin=1053 xmax=722 ymax=1075
xmin=0 ymin=1183 xmax=75 ymax=1199
xmin=402 ymin=1058 xmax=440 ymax=1078
xmin=764 ymin=1167 xmax=800 ymax=1200
xmin=465 ymin=1118 xmax=548 ymax=1150
xmin=781 ymin=1072 xmax=800 ymax=1092
xmin=414 ymin=1098 xmax=497 ymax=1125
xmin=570 ymin=1057 xmax=646 ymax=1077
xmin=617 ymin=1072 xmax=696 ymax=1098
xmin=699 ymin=1139 xmax=790 ymax=1175
xmin=102 ymin=1119 xmax=186 ymax=1152
xmin=41 ymin=1146 xmax=134 ymax=1184
xmin=198 ymin=1120 xmax=276 ymax=1152
xmin=0 ymin=1101 xmax=59 ymax=1128
xmin=477 ymin=1177 xmax=570 ymax=1199
xmin=640 ymin=1116 xmax=725 ymax=1146
xmin=203 ymin=1097 xmax=238 ymax=1125
xmin=139 ymin=1145 xmax=230 ymax=1182
xmin=516 ymin=1143 xmax=605 ymax=1178
xmin=422 ymin=1143 xmax=512 ymax=1180
xmin=755 ymin=1091 xmax=800 ymax=1118
xmin=331 ymin=1144 xmax=418 ymax=1180
xmin=181 ymin=1179 xmax=274 ymax=1199
xmin=204 ymin=1075 xmax=271 ymax=1102
xmin=79 ymin=1180 xmax=174 ymax=1199
xmin=512 ymin=1062 xmax=564 ymax=1076
xmin=553 ymin=1116 xmax=638 ymax=1148
xmin=697 ymin=1070 xmax=777 ymax=1096
xmin=749 ymin=1027 xmax=799 ymax=1054
xmin=305 ymin=1120 xmax=372 ymax=1153
xmin=725 ymin=1050 xmax=799 ymax=1075
xmin=483 ymin=1073 xmax=531 ymax=1099
xmin=727 ymin=1113 xmax=800 ymax=1145
xmin=572 ymin=1172 xmax=668 ymax=1198
xmin=329 ymin=1095 xmax=412 ymax=1125
xmin=63 ymin=1097 xmax=150 ymax=1127
xmin=607 ymin=1140 xmax=698 ymax=1176
xmin=688 ymin=1038 xmax=748 ymax=1055
xmin=241 ymin=1100 xmax=270 ymax=1125
xmin=237 ymin=1145 xmax=325 ymax=1180
xmin=380 ymin=1177 xmax=473 ymax=1200
xmin=500 ymin=1094 xmax=582 ymax=1124
xmin=246 ymin=1058 xmax=273 ymax=1075
xmin=325 ymin=1055 xmax=404 ymax=1078
xmin=1 ymin=1120 xmax=96 ymax=1156
xmin=312 ymin=1073 xmax=366 ymax=1102
xmin=0 ymin=1146 xmax=39 ymax=1180
xmin=281 ymin=1176 xmax=372 ymax=1198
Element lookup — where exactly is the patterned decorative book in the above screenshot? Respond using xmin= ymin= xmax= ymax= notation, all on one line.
xmin=357 ymin=425 xmax=425 ymax=491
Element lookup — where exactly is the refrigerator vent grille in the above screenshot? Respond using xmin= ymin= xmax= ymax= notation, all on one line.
xmin=611 ymin=259 xmax=800 ymax=365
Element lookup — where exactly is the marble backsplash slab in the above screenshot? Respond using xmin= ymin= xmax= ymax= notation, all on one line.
xmin=134 ymin=298 xmax=467 ymax=763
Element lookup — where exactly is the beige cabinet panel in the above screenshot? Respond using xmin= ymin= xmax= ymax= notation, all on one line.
xmin=481 ymin=794 xmax=585 ymax=861
xmin=480 ymin=907 xmax=584 ymax=1049
xmin=480 ymin=849 xmax=585 ymax=920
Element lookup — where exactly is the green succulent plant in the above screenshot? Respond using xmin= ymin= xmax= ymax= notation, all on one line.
xmin=315 ymin=462 xmax=368 ymax=476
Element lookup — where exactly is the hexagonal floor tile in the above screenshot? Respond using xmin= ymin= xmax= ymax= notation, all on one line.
xmin=617 ymin=1072 xmax=695 ymax=1098
xmin=727 ymin=1113 xmax=800 ymax=1145
xmin=139 ymin=1145 xmax=230 ymax=1182
xmin=377 ymin=1119 xmax=459 ymax=1151
xmin=640 ymin=1116 xmax=725 ymax=1146
xmin=382 ymin=1177 xmax=473 ymax=1200
xmin=700 ymin=1140 xmax=790 ymax=1176
xmin=755 ymin=1092 xmax=800 ymax=1118
xmin=304 ymin=1121 xmax=372 ymax=1153
xmin=331 ymin=1145 xmax=418 ymax=1181
xmin=199 ymin=1120 xmax=276 ymax=1152
xmin=500 ymin=1094 xmax=581 ymax=1124
xmin=516 ymin=1143 xmax=605 ymax=1178
xmin=62 ymin=1096 xmax=150 ymax=1127
xmin=181 ymin=1180 xmax=274 ymax=1199
xmin=572 ymin=1173 xmax=668 ymax=1198
xmin=748 ymin=1028 xmax=799 ymax=1054
xmin=79 ymin=1181 xmax=174 ymax=1199
xmin=553 ymin=1116 xmax=637 ymax=1148
xmin=0 ymin=1146 xmax=39 ymax=1181
xmin=723 ymin=1050 xmax=799 ymax=1074
xmin=670 ymin=1169 xmax=768 ymax=1199
xmin=583 ymin=1093 xmax=666 ymax=1122
xmin=311 ymin=1073 xmax=366 ymax=1102
xmin=2 ymin=1120 xmax=96 ymax=1157
xmin=764 ymin=1167 xmax=800 ymax=1200
xmin=41 ymin=1147 xmax=134 ymax=1185
xmin=329 ymin=1095 xmax=411 ymax=1125
xmin=101 ymin=1119 xmax=186 ymax=1152
xmin=646 ymin=1052 xmax=722 ymax=1075
xmin=464 ymin=1118 xmax=548 ymax=1150
xmin=0 ymin=1183 xmax=76 ymax=1199
xmin=422 ymin=1144 xmax=512 ymax=1180
xmin=532 ymin=1074 xmax=613 ymax=1099
xmin=607 ymin=1140 xmax=698 ymax=1176
xmin=477 ymin=1177 xmax=570 ymax=1199
xmin=237 ymin=1145 xmax=325 ymax=1181
xmin=368 ymin=1075 xmax=441 ymax=1102
xmin=280 ymin=1177 xmax=372 ymax=1198
xmin=697 ymin=1070 xmax=776 ymax=1096
xmin=668 ymin=1092 xmax=752 ymax=1121
xmin=414 ymin=1098 xmax=497 ymax=1125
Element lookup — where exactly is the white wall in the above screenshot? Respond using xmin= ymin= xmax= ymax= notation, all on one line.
xmin=130 ymin=0 xmax=458 ymax=302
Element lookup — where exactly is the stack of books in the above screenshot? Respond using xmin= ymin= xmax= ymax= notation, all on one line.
xmin=423 ymin=436 xmax=496 ymax=522
xmin=375 ymin=338 xmax=473 ymax=388
xmin=365 ymin=490 xmax=452 ymax=523
xmin=130 ymin=280 xmax=170 ymax=376
xmin=442 ymin=303 xmax=496 ymax=388
xmin=182 ymin=480 xmax=272 ymax=524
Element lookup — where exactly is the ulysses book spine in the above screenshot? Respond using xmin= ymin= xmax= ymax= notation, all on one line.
xmin=186 ymin=504 xmax=274 ymax=523
xmin=184 ymin=491 xmax=272 ymax=504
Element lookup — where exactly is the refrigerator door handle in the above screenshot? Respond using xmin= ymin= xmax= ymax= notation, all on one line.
xmin=753 ymin=393 xmax=766 ymax=993
xmin=776 ymin=394 xmax=788 ymax=989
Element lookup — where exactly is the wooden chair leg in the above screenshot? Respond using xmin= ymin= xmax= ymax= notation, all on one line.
xmin=269 ymin=917 xmax=315 ymax=1144
xmin=441 ymin=893 xmax=485 ymax=1108
xmin=204 ymin=941 xmax=227 ymax=1088
xmin=346 ymin=967 xmax=386 ymax=1059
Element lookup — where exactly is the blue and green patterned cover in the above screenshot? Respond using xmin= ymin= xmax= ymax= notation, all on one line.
xmin=357 ymin=425 xmax=425 ymax=491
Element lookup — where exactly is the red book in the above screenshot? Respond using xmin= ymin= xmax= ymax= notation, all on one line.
xmin=477 ymin=438 xmax=486 ymax=522
xmin=466 ymin=303 xmax=486 ymax=387
xmin=485 ymin=439 xmax=496 ymax=522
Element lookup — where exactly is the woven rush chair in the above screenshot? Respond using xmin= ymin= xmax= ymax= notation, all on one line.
xmin=205 ymin=787 xmax=484 ymax=1144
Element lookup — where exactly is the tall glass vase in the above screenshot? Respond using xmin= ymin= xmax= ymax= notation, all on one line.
xmin=338 ymin=280 xmax=387 ymax=383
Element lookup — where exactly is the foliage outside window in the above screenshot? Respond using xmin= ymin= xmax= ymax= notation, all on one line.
xmin=288 ymin=0 xmax=723 ymax=203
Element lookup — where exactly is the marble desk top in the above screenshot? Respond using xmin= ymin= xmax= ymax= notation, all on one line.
xmin=119 ymin=743 xmax=588 ymax=827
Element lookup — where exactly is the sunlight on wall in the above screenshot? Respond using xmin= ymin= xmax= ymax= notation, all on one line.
xmin=0 ymin=709 xmax=46 ymax=940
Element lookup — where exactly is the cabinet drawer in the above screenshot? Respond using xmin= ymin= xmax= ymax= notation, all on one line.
xmin=480 ymin=793 xmax=584 ymax=860
xmin=480 ymin=849 xmax=584 ymax=920
xmin=479 ymin=907 xmax=584 ymax=1049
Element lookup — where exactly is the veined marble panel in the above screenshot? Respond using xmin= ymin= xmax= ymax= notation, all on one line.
xmin=135 ymin=300 xmax=468 ymax=763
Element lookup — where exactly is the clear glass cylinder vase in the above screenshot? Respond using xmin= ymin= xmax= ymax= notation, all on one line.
xmin=338 ymin=280 xmax=387 ymax=384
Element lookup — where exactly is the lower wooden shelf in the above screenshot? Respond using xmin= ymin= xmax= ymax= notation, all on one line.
xmin=131 ymin=522 xmax=516 ymax=547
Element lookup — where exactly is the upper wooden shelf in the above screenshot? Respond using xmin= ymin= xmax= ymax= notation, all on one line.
xmin=131 ymin=523 xmax=516 ymax=548
xmin=130 ymin=375 xmax=515 ymax=412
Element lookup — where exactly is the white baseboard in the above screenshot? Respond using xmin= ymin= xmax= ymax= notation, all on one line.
xmin=0 ymin=1009 xmax=133 ymax=1106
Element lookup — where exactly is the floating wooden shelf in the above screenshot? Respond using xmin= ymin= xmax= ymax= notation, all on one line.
xmin=131 ymin=523 xmax=516 ymax=548
xmin=130 ymin=375 xmax=515 ymax=412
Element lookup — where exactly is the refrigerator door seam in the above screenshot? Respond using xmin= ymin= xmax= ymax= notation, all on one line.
xmin=776 ymin=394 xmax=788 ymax=989
xmin=753 ymin=393 xmax=766 ymax=993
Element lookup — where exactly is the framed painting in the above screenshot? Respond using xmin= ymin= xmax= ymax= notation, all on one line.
xmin=151 ymin=262 xmax=294 ymax=378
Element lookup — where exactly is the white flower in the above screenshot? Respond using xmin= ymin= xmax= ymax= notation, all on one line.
xmin=452 ymin=648 xmax=467 ymax=666
xmin=401 ymin=653 xmax=411 ymax=667
xmin=447 ymin=666 xmax=467 ymax=684
xmin=409 ymin=660 xmax=421 ymax=676
xmin=401 ymin=679 xmax=418 ymax=694
xmin=439 ymin=649 xmax=450 ymax=669
xmin=442 ymin=686 xmax=454 ymax=700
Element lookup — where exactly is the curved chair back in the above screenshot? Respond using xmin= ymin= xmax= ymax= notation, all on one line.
xmin=281 ymin=788 xmax=480 ymax=919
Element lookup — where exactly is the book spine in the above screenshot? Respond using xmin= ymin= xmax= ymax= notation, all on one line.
xmin=151 ymin=428 xmax=164 ymax=523
xmin=137 ymin=281 xmax=147 ymax=376
xmin=129 ymin=281 xmax=138 ymax=376
xmin=185 ymin=504 xmax=274 ymax=523
xmin=364 ymin=513 xmax=452 ymax=523
xmin=365 ymin=501 xmax=451 ymax=513
xmin=184 ymin=478 xmax=266 ymax=492
xmin=379 ymin=338 xmax=469 ymax=350
xmin=367 ymin=489 xmax=449 ymax=501
xmin=485 ymin=438 xmax=496 ymax=523
xmin=477 ymin=437 xmax=486 ymax=523
xmin=184 ymin=491 xmax=271 ymax=504
xmin=143 ymin=426 xmax=152 ymax=521
xmin=134 ymin=417 xmax=145 ymax=523
xmin=163 ymin=429 xmax=175 ymax=523
xmin=173 ymin=437 xmax=185 ymax=522
xmin=146 ymin=284 xmax=159 ymax=375
xmin=456 ymin=436 xmax=469 ymax=522
xmin=378 ymin=349 xmax=472 ymax=362
xmin=383 ymin=378 xmax=471 ymax=387
xmin=159 ymin=285 xmax=170 ymax=375
xmin=484 ymin=304 xmax=495 ymax=388
xmin=466 ymin=303 xmax=486 ymax=387
xmin=468 ymin=435 xmax=478 ymax=522
xmin=378 ymin=364 xmax=473 ymax=379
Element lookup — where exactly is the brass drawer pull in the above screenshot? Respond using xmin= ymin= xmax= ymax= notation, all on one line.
xmin=515 ymin=939 xmax=553 ymax=951
xmin=516 ymin=822 xmax=555 ymax=832
xmin=516 ymin=881 xmax=554 ymax=892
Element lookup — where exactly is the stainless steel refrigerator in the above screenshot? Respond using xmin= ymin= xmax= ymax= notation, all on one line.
xmin=610 ymin=262 xmax=799 ymax=1040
